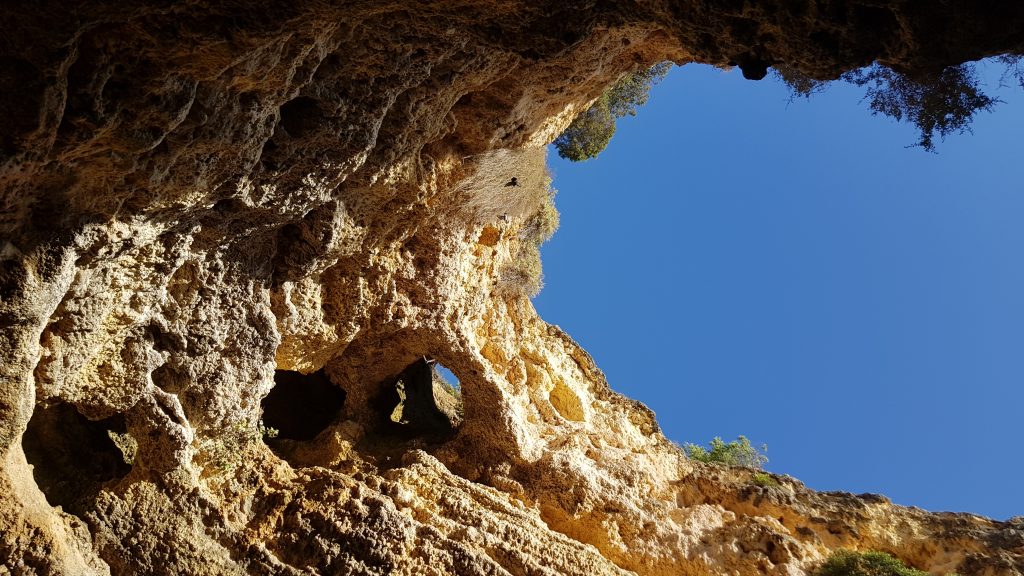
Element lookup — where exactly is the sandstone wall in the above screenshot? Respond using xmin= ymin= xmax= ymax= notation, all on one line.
xmin=2 ymin=2 xmax=1023 ymax=574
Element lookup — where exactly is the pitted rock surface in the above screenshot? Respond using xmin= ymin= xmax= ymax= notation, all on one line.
xmin=2 ymin=2 xmax=1023 ymax=575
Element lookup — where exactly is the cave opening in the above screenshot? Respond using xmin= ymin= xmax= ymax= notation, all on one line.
xmin=376 ymin=358 xmax=463 ymax=439
xmin=261 ymin=368 xmax=346 ymax=441
xmin=21 ymin=401 xmax=134 ymax=513
xmin=278 ymin=96 xmax=321 ymax=138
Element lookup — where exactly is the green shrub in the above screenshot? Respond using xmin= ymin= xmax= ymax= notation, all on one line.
xmin=208 ymin=421 xmax=279 ymax=473
xmin=554 ymin=98 xmax=617 ymax=162
xmin=751 ymin=472 xmax=779 ymax=487
xmin=815 ymin=550 xmax=935 ymax=576
xmin=684 ymin=435 xmax=768 ymax=469
xmin=555 ymin=62 xmax=672 ymax=161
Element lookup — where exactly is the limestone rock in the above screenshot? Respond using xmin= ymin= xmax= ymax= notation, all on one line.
xmin=2 ymin=2 xmax=1023 ymax=575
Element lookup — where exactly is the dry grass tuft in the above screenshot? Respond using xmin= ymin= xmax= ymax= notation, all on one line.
xmin=457 ymin=147 xmax=552 ymax=224
xmin=519 ymin=193 xmax=559 ymax=245
xmin=496 ymin=188 xmax=559 ymax=298
xmin=496 ymin=246 xmax=545 ymax=297
xmin=455 ymin=146 xmax=560 ymax=298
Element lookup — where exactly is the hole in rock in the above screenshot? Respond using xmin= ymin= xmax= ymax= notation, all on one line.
xmin=262 ymin=369 xmax=346 ymax=440
xmin=22 ymin=402 xmax=134 ymax=512
xmin=278 ymin=96 xmax=320 ymax=138
xmin=434 ymin=364 xmax=461 ymax=391
xmin=377 ymin=358 xmax=463 ymax=438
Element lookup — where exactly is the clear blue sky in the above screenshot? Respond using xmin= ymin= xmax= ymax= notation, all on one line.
xmin=533 ymin=61 xmax=1024 ymax=520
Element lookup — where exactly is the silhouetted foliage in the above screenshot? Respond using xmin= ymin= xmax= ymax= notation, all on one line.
xmin=842 ymin=63 xmax=997 ymax=151
xmin=773 ymin=58 xmax=1024 ymax=152
xmin=555 ymin=62 xmax=672 ymax=161
xmin=997 ymin=54 xmax=1024 ymax=90
xmin=773 ymin=64 xmax=830 ymax=99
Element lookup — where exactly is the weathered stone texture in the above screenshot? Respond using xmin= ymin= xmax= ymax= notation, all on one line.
xmin=2 ymin=2 xmax=1023 ymax=575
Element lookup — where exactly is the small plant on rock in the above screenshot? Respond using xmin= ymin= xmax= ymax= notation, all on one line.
xmin=815 ymin=550 xmax=943 ymax=576
xmin=751 ymin=472 xmax=780 ymax=487
xmin=207 ymin=420 xmax=279 ymax=473
xmin=684 ymin=435 xmax=768 ymax=469
xmin=496 ymin=189 xmax=559 ymax=298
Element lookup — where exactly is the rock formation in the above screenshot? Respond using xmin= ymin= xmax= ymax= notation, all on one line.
xmin=2 ymin=2 xmax=1023 ymax=574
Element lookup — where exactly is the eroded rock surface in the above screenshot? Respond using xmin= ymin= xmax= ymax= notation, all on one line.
xmin=2 ymin=2 xmax=1023 ymax=575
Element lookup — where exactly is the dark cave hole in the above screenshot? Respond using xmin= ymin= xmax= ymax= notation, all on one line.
xmin=212 ymin=197 xmax=243 ymax=214
xmin=278 ymin=96 xmax=321 ymax=138
xmin=375 ymin=358 xmax=463 ymax=438
xmin=21 ymin=402 xmax=134 ymax=513
xmin=262 ymin=369 xmax=346 ymax=441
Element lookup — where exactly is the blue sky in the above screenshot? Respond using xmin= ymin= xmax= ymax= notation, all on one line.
xmin=533 ymin=61 xmax=1024 ymax=520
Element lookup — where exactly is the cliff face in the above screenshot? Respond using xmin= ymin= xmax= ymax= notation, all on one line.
xmin=2 ymin=2 xmax=1023 ymax=575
